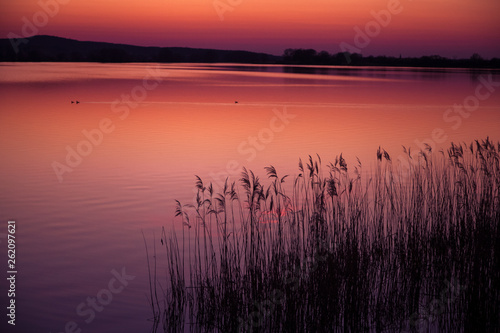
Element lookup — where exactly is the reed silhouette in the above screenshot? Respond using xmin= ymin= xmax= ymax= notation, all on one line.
xmin=148 ymin=139 xmax=499 ymax=332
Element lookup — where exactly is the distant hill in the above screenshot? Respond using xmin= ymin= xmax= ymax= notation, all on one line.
xmin=0 ymin=35 xmax=281 ymax=63
xmin=0 ymin=35 xmax=498 ymax=68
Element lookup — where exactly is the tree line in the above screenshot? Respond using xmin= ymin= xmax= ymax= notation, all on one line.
xmin=282 ymin=48 xmax=500 ymax=68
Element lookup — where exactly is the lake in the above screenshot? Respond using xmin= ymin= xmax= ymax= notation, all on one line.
xmin=0 ymin=62 xmax=499 ymax=332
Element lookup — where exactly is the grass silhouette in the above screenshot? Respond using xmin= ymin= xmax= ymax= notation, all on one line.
xmin=149 ymin=138 xmax=499 ymax=332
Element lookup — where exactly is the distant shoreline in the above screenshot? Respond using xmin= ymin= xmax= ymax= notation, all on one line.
xmin=1 ymin=35 xmax=499 ymax=69
xmin=2 ymin=62 xmax=500 ymax=73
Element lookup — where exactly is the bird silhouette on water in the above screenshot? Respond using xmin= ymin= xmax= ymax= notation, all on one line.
xmin=71 ymin=101 xmax=80 ymax=104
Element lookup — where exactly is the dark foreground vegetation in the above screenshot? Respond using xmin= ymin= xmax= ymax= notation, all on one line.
xmin=148 ymin=139 xmax=499 ymax=332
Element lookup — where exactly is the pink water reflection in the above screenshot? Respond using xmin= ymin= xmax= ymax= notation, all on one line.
xmin=0 ymin=63 xmax=499 ymax=332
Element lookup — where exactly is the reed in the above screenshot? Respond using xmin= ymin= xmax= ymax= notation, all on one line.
xmin=149 ymin=139 xmax=500 ymax=332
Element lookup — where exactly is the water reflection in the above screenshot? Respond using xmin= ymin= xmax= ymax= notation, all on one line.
xmin=0 ymin=63 xmax=499 ymax=332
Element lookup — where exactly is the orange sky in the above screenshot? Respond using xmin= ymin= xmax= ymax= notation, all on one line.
xmin=1 ymin=0 xmax=499 ymax=57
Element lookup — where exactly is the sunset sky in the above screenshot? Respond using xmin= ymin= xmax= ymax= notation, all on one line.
xmin=1 ymin=0 xmax=499 ymax=58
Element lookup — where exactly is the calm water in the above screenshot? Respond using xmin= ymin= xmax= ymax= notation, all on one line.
xmin=0 ymin=63 xmax=499 ymax=332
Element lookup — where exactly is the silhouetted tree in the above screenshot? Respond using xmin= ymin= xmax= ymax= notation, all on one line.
xmin=316 ymin=51 xmax=331 ymax=65
xmin=470 ymin=53 xmax=483 ymax=63
xmin=282 ymin=48 xmax=318 ymax=64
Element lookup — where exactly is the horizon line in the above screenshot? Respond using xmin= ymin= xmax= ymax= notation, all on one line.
xmin=6 ymin=34 xmax=500 ymax=61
